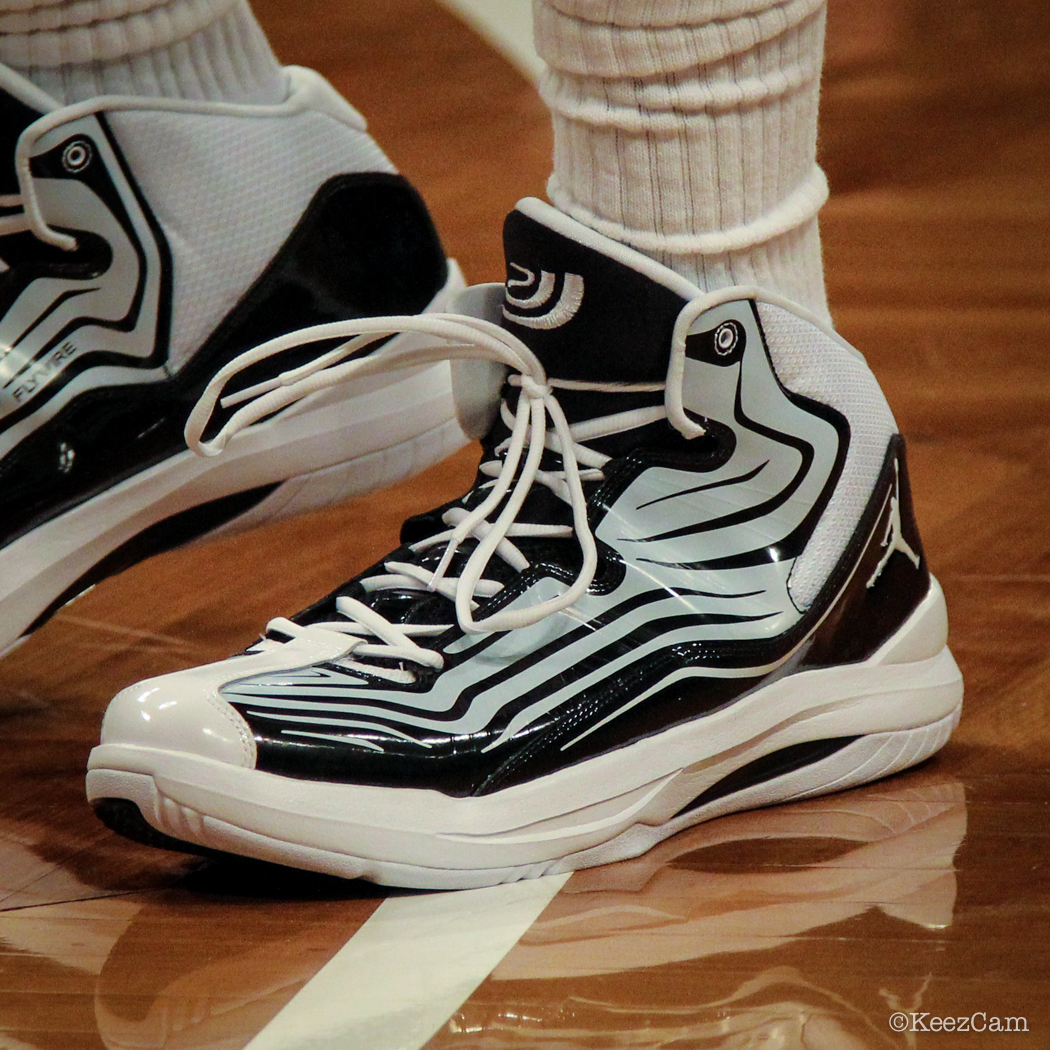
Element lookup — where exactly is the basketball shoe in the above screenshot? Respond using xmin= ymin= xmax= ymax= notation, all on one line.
xmin=87 ymin=198 xmax=963 ymax=889
xmin=0 ymin=61 xmax=465 ymax=657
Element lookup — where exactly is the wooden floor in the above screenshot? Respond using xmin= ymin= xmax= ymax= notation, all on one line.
xmin=2 ymin=1 xmax=1049 ymax=1046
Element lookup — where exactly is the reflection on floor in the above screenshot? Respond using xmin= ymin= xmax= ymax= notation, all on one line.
xmin=438 ymin=775 xmax=966 ymax=1049
xmin=0 ymin=0 xmax=1048 ymax=1047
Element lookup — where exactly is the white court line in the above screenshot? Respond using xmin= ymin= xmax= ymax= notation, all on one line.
xmin=435 ymin=0 xmax=543 ymax=83
xmin=244 ymin=874 xmax=569 ymax=1050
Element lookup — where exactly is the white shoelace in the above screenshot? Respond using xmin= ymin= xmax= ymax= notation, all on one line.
xmin=184 ymin=313 xmax=674 ymax=681
xmin=1 ymin=119 xmax=94 ymax=252
xmin=6 ymin=120 xmax=80 ymax=251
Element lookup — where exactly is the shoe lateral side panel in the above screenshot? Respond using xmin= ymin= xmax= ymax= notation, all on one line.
xmin=799 ymin=435 xmax=931 ymax=668
xmin=478 ymin=440 xmax=926 ymax=794
xmin=205 ymin=279 xmax=893 ymax=800
xmin=0 ymin=173 xmax=448 ymax=550
xmin=225 ymin=296 xmax=867 ymax=798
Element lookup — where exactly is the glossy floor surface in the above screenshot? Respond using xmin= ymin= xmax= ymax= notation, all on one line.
xmin=2 ymin=1 xmax=1049 ymax=1047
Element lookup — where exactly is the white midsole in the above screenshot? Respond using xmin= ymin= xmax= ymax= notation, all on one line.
xmin=1 ymin=265 xmax=468 ymax=650
xmin=87 ymin=580 xmax=963 ymax=875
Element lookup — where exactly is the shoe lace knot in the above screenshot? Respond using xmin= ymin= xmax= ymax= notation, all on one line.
xmin=183 ymin=310 xmax=673 ymax=679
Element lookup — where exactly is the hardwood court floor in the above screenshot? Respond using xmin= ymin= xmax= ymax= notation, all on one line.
xmin=1 ymin=1 xmax=1048 ymax=1047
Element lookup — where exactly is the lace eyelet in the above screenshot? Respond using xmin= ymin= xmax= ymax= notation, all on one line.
xmin=61 ymin=139 xmax=93 ymax=174
xmin=714 ymin=320 xmax=741 ymax=355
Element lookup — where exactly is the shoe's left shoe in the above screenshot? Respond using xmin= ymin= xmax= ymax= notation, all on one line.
xmin=87 ymin=199 xmax=963 ymax=889
xmin=0 ymin=62 xmax=466 ymax=657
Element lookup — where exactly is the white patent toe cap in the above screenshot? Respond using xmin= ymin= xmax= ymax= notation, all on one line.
xmin=100 ymin=672 xmax=256 ymax=769
xmin=98 ymin=634 xmax=356 ymax=769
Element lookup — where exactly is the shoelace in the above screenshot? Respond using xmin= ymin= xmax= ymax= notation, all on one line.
xmin=4 ymin=115 xmax=83 ymax=251
xmin=184 ymin=312 xmax=674 ymax=680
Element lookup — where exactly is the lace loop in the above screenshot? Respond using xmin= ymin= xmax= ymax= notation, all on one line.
xmin=12 ymin=116 xmax=79 ymax=252
xmin=185 ymin=314 xmax=548 ymax=457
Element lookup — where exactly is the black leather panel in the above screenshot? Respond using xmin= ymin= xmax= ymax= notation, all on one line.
xmin=500 ymin=207 xmax=683 ymax=385
xmin=0 ymin=86 xmax=44 ymax=196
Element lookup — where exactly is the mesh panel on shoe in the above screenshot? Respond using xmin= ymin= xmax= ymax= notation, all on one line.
xmin=757 ymin=302 xmax=897 ymax=610
xmin=108 ymin=107 xmax=395 ymax=371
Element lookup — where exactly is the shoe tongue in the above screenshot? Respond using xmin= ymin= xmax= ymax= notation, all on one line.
xmin=500 ymin=202 xmax=693 ymax=386
xmin=0 ymin=66 xmax=56 ymax=196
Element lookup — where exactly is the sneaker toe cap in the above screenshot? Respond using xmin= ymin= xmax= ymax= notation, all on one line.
xmin=100 ymin=668 xmax=257 ymax=769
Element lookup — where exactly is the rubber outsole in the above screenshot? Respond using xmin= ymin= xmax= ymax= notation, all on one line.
xmin=89 ymin=702 xmax=961 ymax=891
xmin=87 ymin=584 xmax=964 ymax=890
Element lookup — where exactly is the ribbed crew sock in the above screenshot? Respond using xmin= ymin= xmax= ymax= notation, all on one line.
xmin=535 ymin=0 xmax=831 ymax=321
xmin=0 ymin=0 xmax=285 ymax=105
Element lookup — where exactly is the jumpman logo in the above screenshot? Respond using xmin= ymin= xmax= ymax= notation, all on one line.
xmin=867 ymin=459 xmax=921 ymax=588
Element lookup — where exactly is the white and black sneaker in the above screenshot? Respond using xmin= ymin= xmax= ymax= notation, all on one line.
xmin=87 ymin=198 xmax=963 ymax=889
xmin=0 ymin=62 xmax=466 ymax=656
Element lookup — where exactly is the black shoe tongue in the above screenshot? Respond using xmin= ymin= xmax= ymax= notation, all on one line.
xmin=500 ymin=206 xmax=689 ymax=386
xmin=0 ymin=85 xmax=49 ymax=196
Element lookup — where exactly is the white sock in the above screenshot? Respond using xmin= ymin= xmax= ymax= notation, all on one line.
xmin=535 ymin=0 xmax=831 ymax=321
xmin=0 ymin=0 xmax=285 ymax=105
